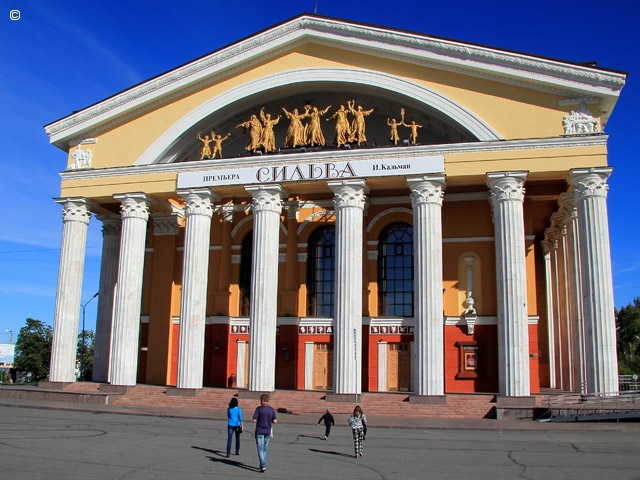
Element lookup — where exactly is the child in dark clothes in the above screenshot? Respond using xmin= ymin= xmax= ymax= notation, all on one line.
xmin=317 ymin=408 xmax=335 ymax=440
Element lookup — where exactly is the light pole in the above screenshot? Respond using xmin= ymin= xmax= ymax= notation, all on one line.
xmin=4 ymin=329 xmax=13 ymax=344
xmin=80 ymin=292 xmax=99 ymax=381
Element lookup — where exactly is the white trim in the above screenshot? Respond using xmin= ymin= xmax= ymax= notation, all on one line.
xmin=59 ymin=135 xmax=609 ymax=183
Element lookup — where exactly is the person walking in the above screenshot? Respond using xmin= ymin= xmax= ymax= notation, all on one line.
xmin=226 ymin=397 xmax=243 ymax=458
xmin=252 ymin=393 xmax=278 ymax=473
xmin=317 ymin=408 xmax=335 ymax=440
xmin=348 ymin=405 xmax=367 ymax=458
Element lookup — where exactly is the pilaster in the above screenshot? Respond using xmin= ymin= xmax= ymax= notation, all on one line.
xmin=146 ymin=211 xmax=182 ymax=386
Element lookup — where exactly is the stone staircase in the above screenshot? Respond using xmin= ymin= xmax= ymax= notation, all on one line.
xmin=0 ymin=382 xmax=503 ymax=419
xmin=97 ymin=383 xmax=498 ymax=419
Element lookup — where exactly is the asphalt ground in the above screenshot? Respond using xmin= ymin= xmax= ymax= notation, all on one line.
xmin=1 ymin=403 xmax=639 ymax=479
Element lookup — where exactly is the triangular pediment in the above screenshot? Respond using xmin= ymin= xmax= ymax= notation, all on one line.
xmin=46 ymin=14 xmax=625 ymax=167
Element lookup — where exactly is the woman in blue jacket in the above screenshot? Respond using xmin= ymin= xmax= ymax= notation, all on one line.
xmin=226 ymin=397 xmax=244 ymax=458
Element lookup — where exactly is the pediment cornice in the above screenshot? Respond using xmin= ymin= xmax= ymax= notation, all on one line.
xmin=59 ymin=135 xmax=608 ymax=184
xmin=45 ymin=15 xmax=625 ymax=148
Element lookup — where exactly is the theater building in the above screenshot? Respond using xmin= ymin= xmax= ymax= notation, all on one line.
xmin=45 ymin=15 xmax=626 ymax=398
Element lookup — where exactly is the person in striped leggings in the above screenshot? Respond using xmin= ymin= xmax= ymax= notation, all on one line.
xmin=347 ymin=405 xmax=367 ymax=458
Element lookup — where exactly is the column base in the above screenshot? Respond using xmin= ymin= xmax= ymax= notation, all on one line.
xmin=324 ymin=393 xmax=363 ymax=403
xmin=99 ymin=384 xmax=133 ymax=394
xmin=495 ymin=395 xmax=537 ymax=420
xmin=237 ymin=390 xmax=273 ymax=400
xmin=409 ymin=394 xmax=447 ymax=405
xmin=166 ymin=387 xmax=203 ymax=397
xmin=38 ymin=381 xmax=73 ymax=390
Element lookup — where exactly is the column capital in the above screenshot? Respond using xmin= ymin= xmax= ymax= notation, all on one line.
xmin=568 ymin=167 xmax=612 ymax=200
xmin=54 ymin=197 xmax=92 ymax=225
xmin=177 ymin=188 xmax=216 ymax=218
xmin=544 ymin=226 xmax=560 ymax=249
xmin=220 ymin=203 xmax=235 ymax=223
xmin=327 ymin=179 xmax=368 ymax=209
xmin=407 ymin=175 xmax=446 ymax=207
xmin=246 ymin=184 xmax=284 ymax=213
xmin=114 ymin=193 xmax=150 ymax=221
xmin=558 ymin=192 xmax=578 ymax=218
xmin=486 ymin=171 xmax=528 ymax=203
xmin=151 ymin=213 xmax=182 ymax=236
xmin=550 ymin=211 xmax=569 ymax=233
xmin=96 ymin=214 xmax=122 ymax=237
xmin=284 ymin=200 xmax=302 ymax=220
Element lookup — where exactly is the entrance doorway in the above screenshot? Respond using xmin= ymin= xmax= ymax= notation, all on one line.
xmin=387 ymin=343 xmax=410 ymax=391
xmin=313 ymin=343 xmax=333 ymax=390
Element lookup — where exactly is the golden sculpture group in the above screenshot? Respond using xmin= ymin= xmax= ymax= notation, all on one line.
xmin=198 ymin=101 xmax=423 ymax=159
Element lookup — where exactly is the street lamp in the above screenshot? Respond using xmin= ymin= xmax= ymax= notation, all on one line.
xmin=4 ymin=329 xmax=13 ymax=344
xmin=80 ymin=292 xmax=99 ymax=381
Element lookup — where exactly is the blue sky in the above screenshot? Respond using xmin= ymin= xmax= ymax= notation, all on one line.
xmin=0 ymin=0 xmax=638 ymax=343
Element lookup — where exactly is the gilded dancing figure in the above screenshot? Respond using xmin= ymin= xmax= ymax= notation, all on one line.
xmin=260 ymin=108 xmax=281 ymax=153
xmin=282 ymin=107 xmax=308 ymax=148
xmin=306 ymin=104 xmax=331 ymax=146
xmin=211 ymin=132 xmax=231 ymax=159
xmin=348 ymin=100 xmax=374 ymax=145
xmin=402 ymin=120 xmax=423 ymax=145
xmin=197 ymin=131 xmax=214 ymax=159
xmin=327 ymin=104 xmax=351 ymax=148
xmin=236 ymin=115 xmax=263 ymax=153
xmin=387 ymin=118 xmax=401 ymax=145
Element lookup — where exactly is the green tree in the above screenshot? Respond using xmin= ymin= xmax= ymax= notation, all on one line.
xmin=77 ymin=330 xmax=95 ymax=381
xmin=616 ymin=298 xmax=640 ymax=375
xmin=13 ymin=318 xmax=53 ymax=383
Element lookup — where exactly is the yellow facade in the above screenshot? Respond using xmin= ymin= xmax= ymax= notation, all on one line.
xmin=46 ymin=15 xmax=625 ymax=396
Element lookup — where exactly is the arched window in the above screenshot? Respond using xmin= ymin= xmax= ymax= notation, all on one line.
xmin=239 ymin=231 xmax=252 ymax=316
xmin=307 ymin=226 xmax=335 ymax=317
xmin=378 ymin=223 xmax=414 ymax=317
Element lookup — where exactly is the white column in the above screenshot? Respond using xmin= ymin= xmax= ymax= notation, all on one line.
xmin=407 ymin=175 xmax=446 ymax=396
xmin=49 ymin=198 xmax=92 ymax=382
xmin=109 ymin=193 xmax=150 ymax=386
xmin=328 ymin=179 xmax=368 ymax=395
xmin=540 ymin=240 xmax=557 ymax=389
xmin=246 ymin=184 xmax=284 ymax=392
xmin=545 ymin=227 xmax=564 ymax=389
xmin=552 ymin=209 xmax=576 ymax=392
xmin=175 ymin=189 xmax=215 ymax=389
xmin=236 ymin=341 xmax=247 ymax=388
xmin=304 ymin=341 xmax=314 ymax=390
xmin=568 ymin=167 xmax=618 ymax=394
xmin=559 ymin=192 xmax=586 ymax=393
xmin=377 ymin=341 xmax=387 ymax=392
xmin=487 ymin=172 xmax=530 ymax=397
xmin=92 ymin=215 xmax=121 ymax=383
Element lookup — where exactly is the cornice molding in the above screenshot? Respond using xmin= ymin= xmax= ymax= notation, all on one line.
xmin=45 ymin=15 xmax=624 ymax=148
xmin=59 ymin=135 xmax=608 ymax=183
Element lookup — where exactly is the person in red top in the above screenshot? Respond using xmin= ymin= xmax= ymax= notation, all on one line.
xmin=252 ymin=393 xmax=277 ymax=473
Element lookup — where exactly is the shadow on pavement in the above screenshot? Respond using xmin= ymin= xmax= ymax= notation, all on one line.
xmin=191 ymin=446 xmax=261 ymax=472
xmin=308 ymin=448 xmax=355 ymax=458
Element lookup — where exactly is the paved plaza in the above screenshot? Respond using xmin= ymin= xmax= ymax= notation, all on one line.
xmin=1 ymin=405 xmax=639 ymax=479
